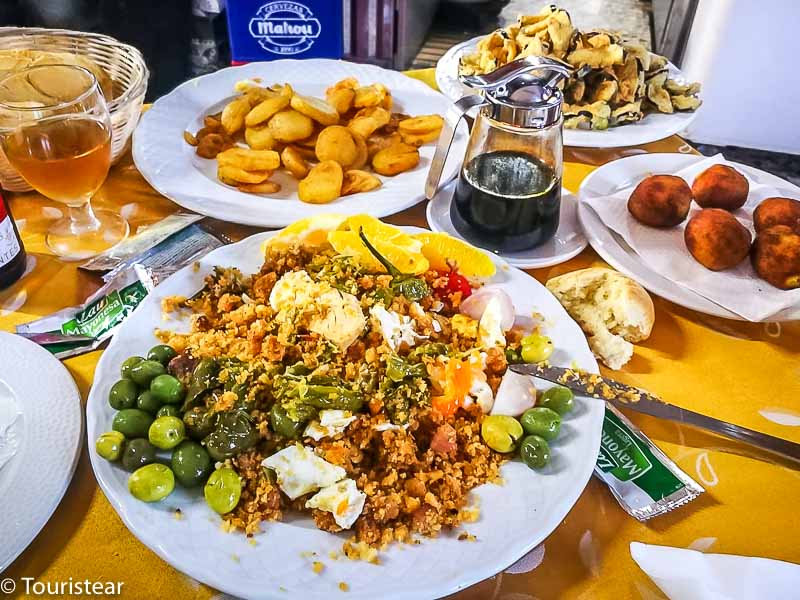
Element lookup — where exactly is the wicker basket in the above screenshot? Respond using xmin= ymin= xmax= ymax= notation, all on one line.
xmin=0 ymin=27 xmax=149 ymax=192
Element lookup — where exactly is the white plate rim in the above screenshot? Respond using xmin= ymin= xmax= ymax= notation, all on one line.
xmin=577 ymin=153 xmax=800 ymax=322
xmin=0 ymin=331 xmax=83 ymax=573
xmin=435 ymin=36 xmax=699 ymax=149
xmin=132 ymin=59 xmax=469 ymax=228
xmin=87 ymin=226 xmax=603 ymax=599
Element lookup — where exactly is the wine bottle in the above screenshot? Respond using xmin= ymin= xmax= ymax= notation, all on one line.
xmin=0 ymin=189 xmax=26 ymax=290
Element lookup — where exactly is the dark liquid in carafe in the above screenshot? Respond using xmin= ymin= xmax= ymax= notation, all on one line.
xmin=451 ymin=150 xmax=560 ymax=252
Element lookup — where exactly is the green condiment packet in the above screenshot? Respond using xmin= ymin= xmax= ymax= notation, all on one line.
xmin=595 ymin=404 xmax=704 ymax=521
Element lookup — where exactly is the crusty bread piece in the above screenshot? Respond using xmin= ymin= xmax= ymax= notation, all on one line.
xmin=546 ymin=267 xmax=654 ymax=370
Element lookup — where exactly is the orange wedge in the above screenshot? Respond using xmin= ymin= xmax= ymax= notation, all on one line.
xmin=327 ymin=230 xmax=429 ymax=274
xmin=265 ymin=213 xmax=347 ymax=252
xmin=412 ymin=232 xmax=496 ymax=277
xmin=341 ymin=214 xmax=423 ymax=253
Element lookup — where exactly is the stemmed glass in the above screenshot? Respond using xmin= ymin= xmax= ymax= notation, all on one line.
xmin=0 ymin=64 xmax=128 ymax=260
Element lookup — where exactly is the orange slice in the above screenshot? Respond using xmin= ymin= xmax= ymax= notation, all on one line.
xmin=265 ymin=213 xmax=347 ymax=252
xmin=327 ymin=230 xmax=429 ymax=274
xmin=342 ymin=214 xmax=423 ymax=253
xmin=413 ymin=232 xmax=496 ymax=277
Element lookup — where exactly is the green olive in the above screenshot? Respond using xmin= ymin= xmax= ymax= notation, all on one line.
xmin=121 ymin=438 xmax=157 ymax=472
xmin=150 ymin=374 xmax=185 ymax=405
xmin=270 ymin=403 xmax=304 ymax=439
xmin=148 ymin=416 xmax=186 ymax=450
xmin=520 ymin=407 xmax=562 ymax=441
xmin=539 ymin=386 xmax=574 ymax=415
xmin=95 ymin=431 xmax=125 ymax=461
xmin=112 ymin=408 xmax=155 ymax=439
xmin=171 ymin=440 xmax=213 ymax=487
xmin=129 ymin=463 xmax=175 ymax=502
xmin=157 ymin=405 xmax=181 ymax=418
xmin=520 ymin=334 xmax=554 ymax=363
xmin=183 ymin=407 xmax=217 ymax=440
xmin=480 ymin=415 xmax=524 ymax=453
xmin=519 ymin=434 xmax=551 ymax=469
xmin=121 ymin=356 xmax=145 ymax=380
xmin=108 ymin=379 xmax=138 ymax=410
xmin=129 ymin=359 xmax=166 ymax=387
xmin=147 ymin=344 xmax=177 ymax=365
xmin=136 ymin=390 xmax=163 ymax=415
xmin=204 ymin=467 xmax=242 ymax=514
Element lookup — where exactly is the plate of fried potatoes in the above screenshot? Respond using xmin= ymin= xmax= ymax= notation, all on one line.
xmin=133 ymin=59 xmax=468 ymax=227
xmin=436 ymin=6 xmax=701 ymax=149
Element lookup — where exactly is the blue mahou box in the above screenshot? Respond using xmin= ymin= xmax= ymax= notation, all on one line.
xmin=226 ymin=0 xmax=343 ymax=62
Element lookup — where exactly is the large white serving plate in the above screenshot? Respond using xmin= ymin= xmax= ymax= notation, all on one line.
xmin=87 ymin=227 xmax=604 ymax=599
xmin=578 ymin=153 xmax=800 ymax=321
xmin=133 ymin=59 xmax=469 ymax=227
xmin=0 ymin=332 xmax=82 ymax=573
xmin=436 ymin=36 xmax=699 ymax=149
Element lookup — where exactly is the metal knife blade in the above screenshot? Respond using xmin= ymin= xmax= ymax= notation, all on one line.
xmin=511 ymin=363 xmax=800 ymax=466
xmin=17 ymin=332 xmax=96 ymax=346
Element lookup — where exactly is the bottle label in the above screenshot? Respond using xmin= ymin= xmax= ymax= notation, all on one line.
xmin=0 ymin=202 xmax=22 ymax=268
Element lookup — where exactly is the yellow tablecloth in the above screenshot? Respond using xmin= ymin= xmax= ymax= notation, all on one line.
xmin=1 ymin=69 xmax=799 ymax=600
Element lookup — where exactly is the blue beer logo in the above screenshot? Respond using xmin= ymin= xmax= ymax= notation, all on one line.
xmin=248 ymin=1 xmax=322 ymax=56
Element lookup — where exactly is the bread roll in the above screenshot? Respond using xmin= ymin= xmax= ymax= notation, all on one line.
xmin=546 ymin=267 xmax=654 ymax=370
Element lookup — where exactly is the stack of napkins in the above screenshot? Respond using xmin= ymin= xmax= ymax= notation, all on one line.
xmin=583 ymin=155 xmax=800 ymax=321
xmin=631 ymin=542 xmax=800 ymax=599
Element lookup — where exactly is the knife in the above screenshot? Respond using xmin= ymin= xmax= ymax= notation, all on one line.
xmin=17 ymin=332 xmax=96 ymax=346
xmin=510 ymin=363 xmax=800 ymax=466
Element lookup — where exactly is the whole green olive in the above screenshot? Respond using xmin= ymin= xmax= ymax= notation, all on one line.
xmin=95 ymin=431 xmax=125 ymax=461
xmin=269 ymin=403 xmax=304 ymax=439
xmin=539 ymin=386 xmax=574 ymax=415
xmin=183 ymin=407 xmax=216 ymax=440
xmin=148 ymin=416 xmax=186 ymax=450
xmin=121 ymin=438 xmax=157 ymax=472
xmin=112 ymin=408 xmax=154 ymax=439
xmin=519 ymin=434 xmax=551 ymax=469
xmin=136 ymin=390 xmax=163 ymax=415
xmin=150 ymin=374 xmax=185 ymax=405
xmin=171 ymin=440 xmax=213 ymax=487
xmin=204 ymin=467 xmax=242 ymax=514
xmin=520 ymin=334 xmax=554 ymax=363
xmin=480 ymin=415 xmax=524 ymax=453
xmin=520 ymin=407 xmax=562 ymax=441
xmin=129 ymin=360 xmax=166 ymax=387
xmin=129 ymin=463 xmax=175 ymax=502
xmin=120 ymin=356 xmax=144 ymax=380
xmin=147 ymin=344 xmax=177 ymax=365
xmin=108 ymin=379 xmax=138 ymax=410
xmin=157 ymin=405 xmax=181 ymax=418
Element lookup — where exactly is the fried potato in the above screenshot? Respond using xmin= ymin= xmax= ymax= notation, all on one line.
xmin=237 ymin=180 xmax=281 ymax=194
xmin=281 ymin=145 xmax=310 ymax=179
xmin=221 ymin=96 xmax=250 ymax=134
xmin=243 ymin=86 xmax=278 ymax=107
xmin=372 ymin=143 xmax=420 ymax=176
xmin=353 ymin=84 xmax=388 ymax=108
xmin=342 ymin=170 xmax=381 ymax=195
xmin=268 ymin=109 xmax=315 ymax=142
xmin=315 ymin=125 xmax=357 ymax=167
xmin=298 ymin=160 xmax=343 ymax=204
xmin=183 ymin=130 xmax=197 ymax=146
xmin=196 ymin=133 xmax=233 ymax=158
xmin=218 ymin=165 xmax=272 ymax=185
xmin=217 ymin=147 xmax=281 ymax=171
xmin=379 ymin=84 xmax=393 ymax=110
xmin=245 ymin=94 xmax=291 ymax=127
xmin=289 ymin=143 xmax=317 ymax=161
xmin=244 ymin=125 xmax=276 ymax=150
xmin=400 ymin=130 xmax=441 ymax=146
xmin=350 ymin=131 xmax=368 ymax=170
xmin=367 ymin=132 xmax=402 ymax=158
xmin=398 ymin=115 xmax=444 ymax=136
xmin=325 ymin=87 xmax=354 ymax=114
xmin=327 ymin=77 xmax=359 ymax=93
xmin=290 ymin=94 xmax=339 ymax=126
xmin=348 ymin=106 xmax=391 ymax=139
xmin=296 ymin=128 xmax=320 ymax=148
xmin=203 ymin=114 xmax=223 ymax=130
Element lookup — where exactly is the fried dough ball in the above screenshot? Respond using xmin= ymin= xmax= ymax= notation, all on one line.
xmin=753 ymin=197 xmax=800 ymax=233
xmin=627 ymin=174 xmax=692 ymax=227
xmin=315 ymin=125 xmax=358 ymax=167
xmin=752 ymin=225 xmax=800 ymax=289
xmin=684 ymin=208 xmax=751 ymax=271
xmin=692 ymin=164 xmax=749 ymax=210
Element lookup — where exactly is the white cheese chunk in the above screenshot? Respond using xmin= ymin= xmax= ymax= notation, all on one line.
xmin=269 ymin=270 xmax=316 ymax=312
xmin=261 ymin=444 xmax=346 ymax=500
xmin=309 ymin=289 xmax=366 ymax=351
xmin=303 ymin=410 xmax=357 ymax=441
xmin=305 ymin=478 xmax=366 ymax=529
xmin=369 ymin=305 xmax=424 ymax=350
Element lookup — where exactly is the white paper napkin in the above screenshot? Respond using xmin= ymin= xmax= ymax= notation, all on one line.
xmin=584 ymin=154 xmax=800 ymax=321
xmin=631 ymin=542 xmax=800 ymax=600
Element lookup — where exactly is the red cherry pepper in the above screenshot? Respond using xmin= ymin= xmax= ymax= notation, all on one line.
xmin=436 ymin=269 xmax=472 ymax=299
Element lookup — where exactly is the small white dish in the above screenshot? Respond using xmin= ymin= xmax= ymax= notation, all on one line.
xmin=426 ymin=179 xmax=588 ymax=269
xmin=0 ymin=331 xmax=83 ymax=573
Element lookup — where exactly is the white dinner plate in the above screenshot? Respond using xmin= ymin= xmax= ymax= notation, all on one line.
xmin=578 ymin=153 xmax=800 ymax=321
xmin=426 ymin=179 xmax=588 ymax=269
xmin=87 ymin=227 xmax=604 ymax=600
xmin=436 ymin=36 xmax=699 ymax=149
xmin=133 ymin=59 xmax=469 ymax=228
xmin=0 ymin=332 xmax=82 ymax=573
